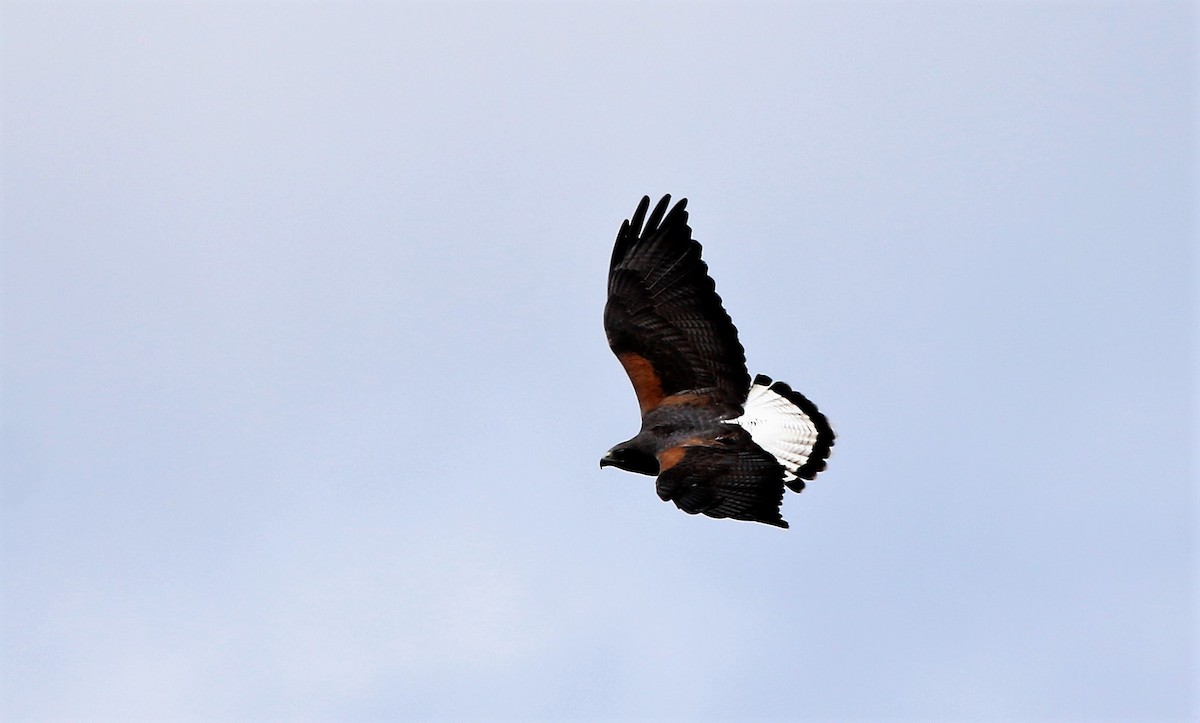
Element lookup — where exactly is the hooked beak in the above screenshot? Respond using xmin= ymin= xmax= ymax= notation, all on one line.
xmin=599 ymin=451 xmax=617 ymax=469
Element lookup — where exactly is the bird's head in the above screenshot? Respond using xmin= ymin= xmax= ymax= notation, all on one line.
xmin=600 ymin=442 xmax=659 ymax=476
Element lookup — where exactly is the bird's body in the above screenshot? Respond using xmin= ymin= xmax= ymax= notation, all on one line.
xmin=600 ymin=195 xmax=834 ymax=528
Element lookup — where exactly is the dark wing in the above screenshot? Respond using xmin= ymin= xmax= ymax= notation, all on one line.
xmin=605 ymin=195 xmax=750 ymax=417
xmin=654 ymin=428 xmax=790 ymax=528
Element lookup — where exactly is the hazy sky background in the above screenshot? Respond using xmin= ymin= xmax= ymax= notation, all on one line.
xmin=2 ymin=1 xmax=1196 ymax=720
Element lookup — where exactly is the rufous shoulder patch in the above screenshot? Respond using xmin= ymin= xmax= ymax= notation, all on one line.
xmin=617 ymin=352 xmax=664 ymax=414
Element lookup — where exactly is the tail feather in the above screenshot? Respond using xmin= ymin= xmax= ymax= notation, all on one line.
xmin=729 ymin=374 xmax=835 ymax=492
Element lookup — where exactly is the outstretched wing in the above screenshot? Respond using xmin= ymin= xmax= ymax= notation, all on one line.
xmin=605 ymin=195 xmax=750 ymax=417
xmin=654 ymin=428 xmax=790 ymax=528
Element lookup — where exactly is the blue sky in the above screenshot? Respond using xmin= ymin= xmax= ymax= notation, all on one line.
xmin=2 ymin=1 xmax=1196 ymax=720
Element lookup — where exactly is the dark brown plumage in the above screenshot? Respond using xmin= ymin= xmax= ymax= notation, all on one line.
xmin=600 ymin=195 xmax=834 ymax=528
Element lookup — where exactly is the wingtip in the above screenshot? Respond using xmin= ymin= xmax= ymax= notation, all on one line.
xmin=622 ymin=194 xmax=692 ymax=240
xmin=629 ymin=195 xmax=652 ymax=236
xmin=644 ymin=194 xmax=672 ymax=234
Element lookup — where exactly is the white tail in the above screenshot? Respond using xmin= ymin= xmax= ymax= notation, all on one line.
xmin=728 ymin=374 xmax=834 ymax=490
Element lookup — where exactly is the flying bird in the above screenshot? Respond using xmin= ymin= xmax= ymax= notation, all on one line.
xmin=600 ymin=195 xmax=834 ymax=528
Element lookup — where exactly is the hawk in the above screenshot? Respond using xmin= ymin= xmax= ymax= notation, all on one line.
xmin=600 ymin=195 xmax=834 ymax=528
